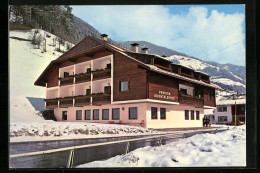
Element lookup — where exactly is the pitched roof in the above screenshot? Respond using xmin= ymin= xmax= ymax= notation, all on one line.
xmin=35 ymin=35 xmax=222 ymax=90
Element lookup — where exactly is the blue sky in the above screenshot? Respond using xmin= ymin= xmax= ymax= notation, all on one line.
xmin=72 ymin=5 xmax=245 ymax=66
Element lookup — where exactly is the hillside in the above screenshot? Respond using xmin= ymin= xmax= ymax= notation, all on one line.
xmin=9 ymin=29 xmax=74 ymax=122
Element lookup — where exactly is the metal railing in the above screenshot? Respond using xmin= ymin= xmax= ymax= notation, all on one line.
xmin=9 ymin=127 xmax=228 ymax=168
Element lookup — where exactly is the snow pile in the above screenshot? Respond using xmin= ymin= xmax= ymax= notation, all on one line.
xmin=9 ymin=29 xmax=74 ymax=122
xmin=10 ymin=121 xmax=159 ymax=142
xmin=77 ymin=125 xmax=246 ymax=167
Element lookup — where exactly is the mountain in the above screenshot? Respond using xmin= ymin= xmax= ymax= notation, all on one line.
xmin=119 ymin=41 xmax=189 ymax=57
xmin=167 ymin=55 xmax=246 ymax=94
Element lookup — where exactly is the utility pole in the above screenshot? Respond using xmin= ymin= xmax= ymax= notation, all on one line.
xmin=235 ymin=101 xmax=237 ymax=126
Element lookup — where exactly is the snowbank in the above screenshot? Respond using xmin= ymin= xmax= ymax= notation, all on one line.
xmin=77 ymin=125 xmax=246 ymax=167
xmin=10 ymin=121 xmax=160 ymax=142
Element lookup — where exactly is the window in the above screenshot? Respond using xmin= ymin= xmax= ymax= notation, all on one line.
xmin=76 ymin=110 xmax=82 ymax=120
xmin=86 ymin=68 xmax=91 ymax=73
xmin=64 ymin=72 xmax=69 ymax=77
xmin=191 ymin=110 xmax=194 ymax=120
xmin=180 ymin=88 xmax=188 ymax=95
xmin=129 ymin=107 xmax=138 ymax=119
xmin=196 ymin=111 xmax=200 ymax=120
xmin=185 ymin=110 xmax=189 ymax=120
xmin=86 ymin=89 xmax=91 ymax=95
xmin=208 ymin=92 xmax=211 ymax=100
xmin=93 ymin=109 xmax=99 ymax=120
xmin=85 ymin=110 xmax=91 ymax=120
xmin=160 ymin=108 xmax=166 ymax=119
xmin=218 ymin=116 xmax=227 ymax=122
xmin=106 ymin=63 xmax=111 ymax=69
xmin=120 ymin=81 xmax=128 ymax=92
xmin=112 ymin=108 xmax=120 ymax=120
xmin=104 ymin=86 xmax=111 ymax=94
xmin=217 ymin=106 xmax=227 ymax=112
xmin=151 ymin=107 xmax=157 ymax=119
xmin=102 ymin=109 xmax=109 ymax=120
xmin=62 ymin=111 xmax=67 ymax=120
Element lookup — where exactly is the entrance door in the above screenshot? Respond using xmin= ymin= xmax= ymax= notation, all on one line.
xmin=62 ymin=111 xmax=67 ymax=121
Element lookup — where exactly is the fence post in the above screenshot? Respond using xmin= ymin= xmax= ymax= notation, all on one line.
xmin=125 ymin=142 xmax=130 ymax=154
xmin=67 ymin=149 xmax=74 ymax=168
xmin=158 ymin=137 xmax=163 ymax=146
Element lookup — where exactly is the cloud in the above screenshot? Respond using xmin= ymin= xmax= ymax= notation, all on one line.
xmin=72 ymin=5 xmax=245 ymax=66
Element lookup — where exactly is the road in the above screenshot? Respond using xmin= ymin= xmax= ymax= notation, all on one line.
xmin=9 ymin=128 xmax=227 ymax=168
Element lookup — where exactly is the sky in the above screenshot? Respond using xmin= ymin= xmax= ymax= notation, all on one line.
xmin=71 ymin=5 xmax=245 ymax=66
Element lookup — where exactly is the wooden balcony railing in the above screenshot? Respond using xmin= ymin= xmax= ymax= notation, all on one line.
xmin=44 ymin=98 xmax=58 ymax=109
xmin=59 ymin=97 xmax=73 ymax=108
xmin=92 ymin=68 xmax=111 ymax=81
xmin=74 ymin=95 xmax=91 ymax=107
xmin=75 ymin=73 xmax=91 ymax=84
xmin=92 ymin=93 xmax=111 ymax=104
xmin=59 ymin=76 xmax=74 ymax=86
xmin=179 ymin=93 xmax=204 ymax=107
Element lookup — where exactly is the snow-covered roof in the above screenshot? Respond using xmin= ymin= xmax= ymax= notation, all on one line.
xmin=217 ymin=99 xmax=246 ymax=106
xmin=216 ymin=94 xmax=246 ymax=105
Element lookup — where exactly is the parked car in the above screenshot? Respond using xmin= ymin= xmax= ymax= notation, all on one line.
xmin=225 ymin=120 xmax=245 ymax=126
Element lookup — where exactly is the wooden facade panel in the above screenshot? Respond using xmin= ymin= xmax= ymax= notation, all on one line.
xmin=204 ymin=87 xmax=216 ymax=107
xmin=179 ymin=95 xmax=204 ymax=107
xmin=93 ymin=50 xmax=112 ymax=59
xmin=113 ymin=52 xmax=147 ymax=101
xmin=47 ymin=68 xmax=59 ymax=88
xmin=148 ymin=72 xmax=179 ymax=102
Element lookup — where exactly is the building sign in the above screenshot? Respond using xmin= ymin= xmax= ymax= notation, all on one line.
xmin=154 ymin=90 xmax=176 ymax=100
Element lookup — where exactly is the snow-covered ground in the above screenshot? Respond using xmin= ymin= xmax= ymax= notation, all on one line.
xmin=10 ymin=121 xmax=160 ymax=143
xmin=77 ymin=125 xmax=246 ymax=167
xmin=9 ymin=29 xmax=73 ymax=122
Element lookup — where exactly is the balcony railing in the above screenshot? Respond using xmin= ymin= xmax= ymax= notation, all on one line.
xmin=74 ymin=95 xmax=91 ymax=107
xmin=58 ymin=75 xmax=74 ymax=86
xmin=179 ymin=93 xmax=204 ymax=107
xmin=44 ymin=98 xmax=58 ymax=109
xmin=92 ymin=92 xmax=111 ymax=105
xmin=75 ymin=73 xmax=91 ymax=84
xmin=92 ymin=68 xmax=111 ymax=81
xmin=59 ymin=96 xmax=74 ymax=108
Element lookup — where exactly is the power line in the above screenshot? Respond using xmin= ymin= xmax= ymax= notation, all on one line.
xmin=203 ymin=39 xmax=244 ymax=58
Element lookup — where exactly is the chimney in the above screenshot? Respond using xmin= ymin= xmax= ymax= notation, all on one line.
xmin=141 ymin=47 xmax=148 ymax=54
xmin=131 ymin=43 xmax=139 ymax=53
xmin=101 ymin=34 xmax=108 ymax=41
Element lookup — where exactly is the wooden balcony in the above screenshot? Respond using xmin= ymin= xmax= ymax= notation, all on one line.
xmin=59 ymin=97 xmax=73 ymax=108
xmin=75 ymin=73 xmax=91 ymax=84
xmin=74 ymin=95 xmax=91 ymax=107
xmin=92 ymin=68 xmax=111 ymax=81
xmin=179 ymin=93 xmax=204 ymax=108
xmin=45 ymin=98 xmax=58 ymax=109
xmin=59 ymin=76 xmax=74 ymax=86
xmin=92 ymin=93 xmax=111 ymax=105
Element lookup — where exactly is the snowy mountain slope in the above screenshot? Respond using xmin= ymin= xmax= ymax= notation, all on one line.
xmin=168 ymin=55 xmax=246 ymax=94
xmin=9 ymin=29 xmax=74 ymax=122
